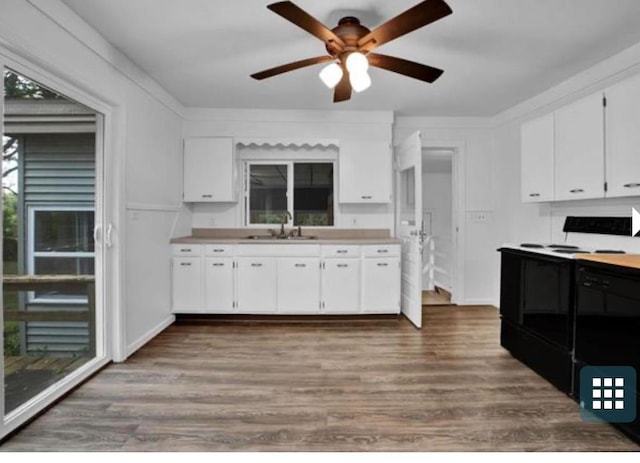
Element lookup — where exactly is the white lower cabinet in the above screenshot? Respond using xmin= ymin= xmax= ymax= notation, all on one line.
xmin=321 ymin=258 xmax=361 ymax=313
xmin=236 ymin=257 xmax=277 ymax=313
xmin=172 ymin=257 xmax=203 ymax=313
xmin=277 ymin=258 xmax=320 ymax=314
xmin=362 ymin=258 xmax=401 ymax=313
xmin=204 ymin=258 xmax=235 ymax=313
xmin=172 ymin=243 xmax=401 ymax=315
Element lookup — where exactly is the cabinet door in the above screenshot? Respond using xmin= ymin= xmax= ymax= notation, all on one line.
xmin=277 ymin=258 xmax=320 ymax=313
xmin=183 ymin=137 xmax=235 ymax=202
xmin=322 ymin=258 xmax=360 ymax=313
xmin=605 ymin=74 xmax=640 ymax=198
xmin=362 ymin=258 xmax=401 ymax=313
xmin=172 ymin=257 xmax=203 ymax=313
xmin=554 ymin=93 xmax=605 ymax=201
xmin=236 ymin=257 xmax=277 ymax=313
xmin=339 ymin=140 xmax=392 ymax=203
xmin=204 ymin=258 xmax=235 ymax=313
xmin=521 ymin=113 xmax=554 ymax=202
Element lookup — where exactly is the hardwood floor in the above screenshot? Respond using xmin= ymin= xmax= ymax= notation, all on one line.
xmin=422 ymin=289 xmax=451 ymax=306
xmin=2 ymin=306 xmax=638 ymax=451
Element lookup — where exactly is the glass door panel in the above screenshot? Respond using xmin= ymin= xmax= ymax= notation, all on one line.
xmin=3 ymin=69 xmax=98 ymax=414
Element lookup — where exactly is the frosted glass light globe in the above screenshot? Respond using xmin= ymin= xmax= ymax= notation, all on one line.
xmin=319 ymin=63 xmax=343 ymax=89
xmin=350 ymin=70 xmax=372 ymax=93
xmin=346 ymin=52 xmax=369 ymax=74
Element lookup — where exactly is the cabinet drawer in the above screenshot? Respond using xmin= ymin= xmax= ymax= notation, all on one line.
xmin=321 ymin=245 xmax=361 ymax=258
xmin=204 ymin=244 xmax=234 ymax=257
xmin=236 ymin=244 xmax=320 ymax=257
xmin=171 ymin=244 xmax=202 ymax=257
xmin=362 ymin=245 xmax=400 ymax=257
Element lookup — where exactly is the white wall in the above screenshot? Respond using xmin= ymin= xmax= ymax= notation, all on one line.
xmin=183 ymin=109 xmax=394 ymax=232
xmin=0 ymin=0 xmax=185 ymax=359
xmin=422 ymin=153 xmax=453 ymax=291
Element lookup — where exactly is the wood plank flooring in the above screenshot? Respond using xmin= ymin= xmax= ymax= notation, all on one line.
xmin=2 ymin=306 xmax=638 ymax=451
xmin=422 ymin=289 xmax=451 ymax=306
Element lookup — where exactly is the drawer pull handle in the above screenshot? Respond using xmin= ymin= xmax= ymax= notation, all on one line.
xmin=377 ymin=249 xmax=388 ymax=253
xmin=202 ymin=194 xmax=213 ymax=198
xmin=337 ymin=250 xmax=348 ymax=254
xmin=294 ymin=264 xmax=307 ymax=268
xmin=180 ymin=248 xmax=192 ymax=252
xmin=251 ymin=263 xmax=263 ymax=267
xmin=569 ymin=189 xmax=584 ymax=194
xmin=377 ymin=263 xmax=389 ymax=267
xmin=180 ymin=263 xmax=191 ymax=267
xmin=212 ymin=249 xmax=224 ymax=253
xmin=212 ymin=263 xmax=225 ymax=267
xmin=361 ymin=195 xmax=372 ymax=199
xmin=529 ymin=193 xmax=540 ymax=197
xmin=337 ymin=264 xmax=349 ymax=268
xmin=624 ymin=183 xmax=640 ymax=188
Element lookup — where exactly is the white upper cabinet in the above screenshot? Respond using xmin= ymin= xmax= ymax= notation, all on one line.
xmin=183 ymin=137 xmax=236 ymax=202
xmin=605 ymin=74 xmax=640 ymax=198
xmin=339 ymin=140 xmax=392 ymax=203
xmin=554 ymin=92 xmax=605 ymax=201
xmin=521 ymin=113 xmax=555 ymax=202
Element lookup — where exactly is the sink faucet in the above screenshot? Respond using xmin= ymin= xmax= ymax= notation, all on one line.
xmin=279 ymin=211 xmax=293 ymax=238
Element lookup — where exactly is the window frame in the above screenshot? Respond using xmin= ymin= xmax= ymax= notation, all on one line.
xmin=244 ymin=160 xmax=336 ymax=228
xmin=26 ymin=205 xmax=95 ymax=304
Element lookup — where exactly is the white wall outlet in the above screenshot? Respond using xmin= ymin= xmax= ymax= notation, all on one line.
xmin=208 ymin=216 xmax=216 ymax=226
xmin=471 ymin=212 xmax=488 ymax=223
xmin=351 ymin=217 xmax=358 ymax=226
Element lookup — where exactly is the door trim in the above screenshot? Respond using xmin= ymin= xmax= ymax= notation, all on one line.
xmin=419 ymin=140 xmax=466 ymax=305
xmin=0 ymin=46 xmax=125 ymax=439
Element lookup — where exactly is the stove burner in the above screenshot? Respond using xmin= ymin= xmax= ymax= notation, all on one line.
xmin=548 ymin=244 xmax=580 ymax=249
xmin=553 ymin=249 xmax=590 ymax=254
xmin=594 ymin=250 xmax=626 ymax=254
xmin=520 ymin=243 xmax=545 ymax=248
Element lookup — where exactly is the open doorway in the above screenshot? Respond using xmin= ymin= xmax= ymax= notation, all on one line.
xmin=421 ymin=148 xmax=454 ymax=306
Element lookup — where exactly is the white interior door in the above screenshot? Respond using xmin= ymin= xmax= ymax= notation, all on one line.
xmin=395 ymin=132 xmax=423 ymax=328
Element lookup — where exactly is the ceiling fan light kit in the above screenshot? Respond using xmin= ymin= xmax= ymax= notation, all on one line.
xmin=319 ymin=62 xmax=344 ymax=89
xmin=349 ymin=69 xmax=371 ymax=93
xmin=251 ymin=0 xmax=453 ymax=103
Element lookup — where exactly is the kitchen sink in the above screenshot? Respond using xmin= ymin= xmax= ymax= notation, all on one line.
xmin=245 ymin=235 xmax=317 ymax=240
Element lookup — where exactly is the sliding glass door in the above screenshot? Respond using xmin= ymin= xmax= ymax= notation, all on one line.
xmin=2 ymin=66 xmax=106 ymax=430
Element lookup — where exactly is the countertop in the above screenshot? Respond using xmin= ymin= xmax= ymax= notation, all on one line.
xmin=576 ymin=254 xmax=640 ymax=270
xmin=171 ymin=236 xmax=403 ymax=245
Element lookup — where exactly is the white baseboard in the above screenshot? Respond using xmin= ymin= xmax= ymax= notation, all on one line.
xmin=125 ymin=315 xmax=175 ymax=359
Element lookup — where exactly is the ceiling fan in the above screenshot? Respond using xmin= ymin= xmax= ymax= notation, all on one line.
xmin=251 ymin=0 xmax=452 ymax=103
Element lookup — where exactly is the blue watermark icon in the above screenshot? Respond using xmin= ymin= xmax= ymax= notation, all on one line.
xmin=580 ymin=366 xmax=636 ymax=423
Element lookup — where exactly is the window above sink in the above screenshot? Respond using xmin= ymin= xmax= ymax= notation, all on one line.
xmin=246 ymin=161 xmax=335 ymax=228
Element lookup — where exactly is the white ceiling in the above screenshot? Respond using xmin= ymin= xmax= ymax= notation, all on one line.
xmin=61 ymin=0 xmax=640 ymax=116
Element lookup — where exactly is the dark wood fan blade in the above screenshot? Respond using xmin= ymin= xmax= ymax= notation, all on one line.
xmin=357 ymin=0 xmax=452 ymax=51
xmin=268 ymin=1 xmax=345 ymax=49
xmin=334 ymin=69 xmax=352 ymax=103
xmin=251 ymin=56 xmax=335 ymax=80
xmin=368 ymin=53 xmax=444 ymax=83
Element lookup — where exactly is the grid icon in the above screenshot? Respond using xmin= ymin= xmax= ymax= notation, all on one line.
xmin=580 ymin=366 xmax=636 ymax=423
